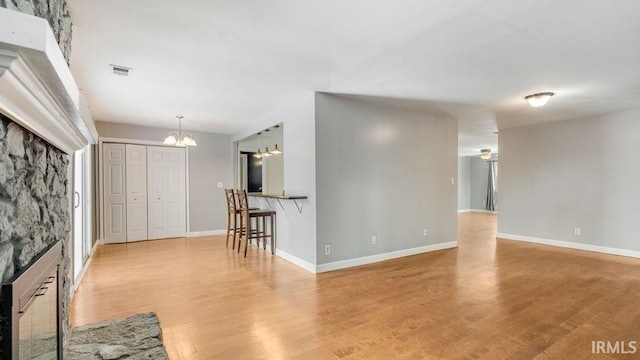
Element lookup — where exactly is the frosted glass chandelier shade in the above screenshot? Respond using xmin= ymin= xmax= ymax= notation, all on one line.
xmin=163 ymin=116 xmax=197 ymax=147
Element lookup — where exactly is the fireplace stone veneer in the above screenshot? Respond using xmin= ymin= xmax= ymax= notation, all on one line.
xmin=0 ymin=114 xmax=71 ymax=358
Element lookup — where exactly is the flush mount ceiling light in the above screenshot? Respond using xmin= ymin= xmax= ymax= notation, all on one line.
xmin=524 ymin=92 xmax=555 ymax=108
xmin=163 ymin=116 xmax=197 ymax=147
xmin=480 ymin=149 xmax=492 ymax=160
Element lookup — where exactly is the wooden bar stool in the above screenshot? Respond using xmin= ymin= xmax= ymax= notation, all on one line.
xmin=237 ymin=189 xmax=276 ymax=257
xmin=224 ymin=189 xmax=240 ymax=249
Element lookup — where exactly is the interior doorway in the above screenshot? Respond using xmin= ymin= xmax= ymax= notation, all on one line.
xmin=240 ymin=151 xmax=262 ymax=192
xmin=457 ymin=155 xmax=498 ymax=213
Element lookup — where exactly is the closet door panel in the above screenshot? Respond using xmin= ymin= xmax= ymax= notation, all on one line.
xmin=109 ymin=204 xmax=125 ymax=235
xmin=166 ymin=149 xmax=186 ymax=238
xmin=103 ymin=143 xmax=127 ymax=243
xmin=147 ymin=146 xmax=185 ymax=239
xmin=126 ymin=144 xmax=148 ymax=242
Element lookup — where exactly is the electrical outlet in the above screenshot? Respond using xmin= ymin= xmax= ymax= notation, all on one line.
xmin=371 ymin=236 xmax=377 ymax=245
xmin=217 ymin=182 xmax=223 ymax=188
xmin=423 ymin=228 xmax=428 ymax=237
xmin=451 ymin=178 xmax=455 ymax=185
xmin=574 ymin=227 xmax=581 ymax=235
xmin=325 ymin=244 xmax=331 ymax=255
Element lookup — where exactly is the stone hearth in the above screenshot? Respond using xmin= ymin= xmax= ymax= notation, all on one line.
xmin=65 ymin=313 xmax=169 ymax=360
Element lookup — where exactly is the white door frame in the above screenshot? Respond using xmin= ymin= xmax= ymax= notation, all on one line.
xmin=72 ymin=144 xmax=93 ymax=292
xmin=98 ymin=137 xmax=191 ymax=242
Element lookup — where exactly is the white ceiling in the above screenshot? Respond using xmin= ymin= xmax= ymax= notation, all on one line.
xmin=67 ymin=0 xmax=640 ymax=156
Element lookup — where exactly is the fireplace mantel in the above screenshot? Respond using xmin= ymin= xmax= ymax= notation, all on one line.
xmin=0 ymin=7 xmax=97 ymax=153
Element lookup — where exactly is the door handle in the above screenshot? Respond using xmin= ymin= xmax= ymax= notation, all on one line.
xmin=74 ymin=191 xmax=80 ymax=208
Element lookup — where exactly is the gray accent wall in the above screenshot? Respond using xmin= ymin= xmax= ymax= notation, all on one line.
xmin=498 ymin=109 xmax=640 ymax=252
xmin=458 ymin=157 xmax=471 ymax=210
xmin=470 ymin=156 xmax=488 ymax=210
xmin=95 ymin=121 xmax=232 ymax=233
xmin=315 ymin=93 xmax=458 ymax=264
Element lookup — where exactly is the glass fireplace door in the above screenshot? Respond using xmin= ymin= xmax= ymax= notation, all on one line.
xmin=17 ymin=270 xmax=57 ymax=360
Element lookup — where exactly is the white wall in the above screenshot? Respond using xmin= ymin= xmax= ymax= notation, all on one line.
xmin=231 ymin=94 xmax=317 ymax=269
xmin=95 ymin=121 xmax=232 ymax=233
xmin=265 ymin=154 xmax=284 ymax=194
xmin=498 ymin=109 xmax=640 ymax=254
xmin=315 ymin=93 xmax=458 ymax=265
xmin=458 ymin=157 xmax=471 ymax=210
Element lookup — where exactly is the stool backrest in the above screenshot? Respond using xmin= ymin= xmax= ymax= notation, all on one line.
xmin=224 ymin=189 xmax=236 ymax=215
xmin=237 ymin=189 xmax=249 ymax=215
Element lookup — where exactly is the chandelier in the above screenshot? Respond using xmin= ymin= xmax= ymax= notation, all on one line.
xmin=480 ymin=149 xmax=492 ymax=160
xmin=163 ymin=116 xmax=197 ymax=147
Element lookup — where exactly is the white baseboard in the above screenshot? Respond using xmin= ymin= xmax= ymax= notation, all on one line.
xmin=315 ymin=241 xmax=458 ymax=273
xmin=275 ymin=249 xmax=317 ymax=274
xmin=497 ymin=233 xmax=640 ymax=259
xmin=188 ymin=229 xmax=226 ymax=237
xmin=458 ymin=209 xmax=472 ymax=213
xmin=471 ymin=209 xmax=497 ymax=214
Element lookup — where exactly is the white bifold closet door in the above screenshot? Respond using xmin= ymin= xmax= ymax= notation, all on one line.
xmin=125 ymin=144 xmax=148 ymax=242
xmin=147 ymin=146 xmax=186 ymax=240
xmin=103 ymin=143 xmax=127 ymax=243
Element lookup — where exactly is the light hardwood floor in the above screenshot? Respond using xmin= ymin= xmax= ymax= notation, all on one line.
xmin=70 ymin=213 xmax=640 ymax=359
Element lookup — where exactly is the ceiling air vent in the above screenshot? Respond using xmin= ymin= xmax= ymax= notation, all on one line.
xmin=110 ymin=64 xmax=132 ymax=77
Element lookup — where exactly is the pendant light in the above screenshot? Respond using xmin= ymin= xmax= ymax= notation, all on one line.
xmin=262 ymin=129 xmax=272 ymax=157
xmin=163 ymin=116 xmax=197 ymax=147
xmin=268 ymin=125 xmax=282 ymax=155
xmin=480 ymin=149 xmax=492 ymax=160
xmin=269 ymin=144 xmax=282 ymax=155
xmin=253 ymin=132 xmax=263 ymax=158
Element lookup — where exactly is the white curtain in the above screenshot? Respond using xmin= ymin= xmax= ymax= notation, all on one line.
xmin=485 ymin=161 xmax=497 ymax=211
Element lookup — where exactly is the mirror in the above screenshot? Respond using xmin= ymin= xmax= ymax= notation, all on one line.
xmin=237 ymin=123 xmax=284 ymax=194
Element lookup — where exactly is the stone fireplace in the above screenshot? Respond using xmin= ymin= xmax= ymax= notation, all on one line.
xmin=0 ymin=114 xmax=70 ymax=359
xmin=0 ymin=4 xmax=97 ymax=359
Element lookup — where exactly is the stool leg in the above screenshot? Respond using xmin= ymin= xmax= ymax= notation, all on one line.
xmin=231 ymin=213 xmax=236 ymax=249
xmin=244 ymin=215 xmax=251 ymax=257
xmin=225 ymin=212 xmax=231 ymax=247
xmin=271 ymin=214 xmax=275 ymax=255
xmin=237 ymin=214 xmax=243 ymax=253
xmin=262 ymin=216 xmax=267 ymax=250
